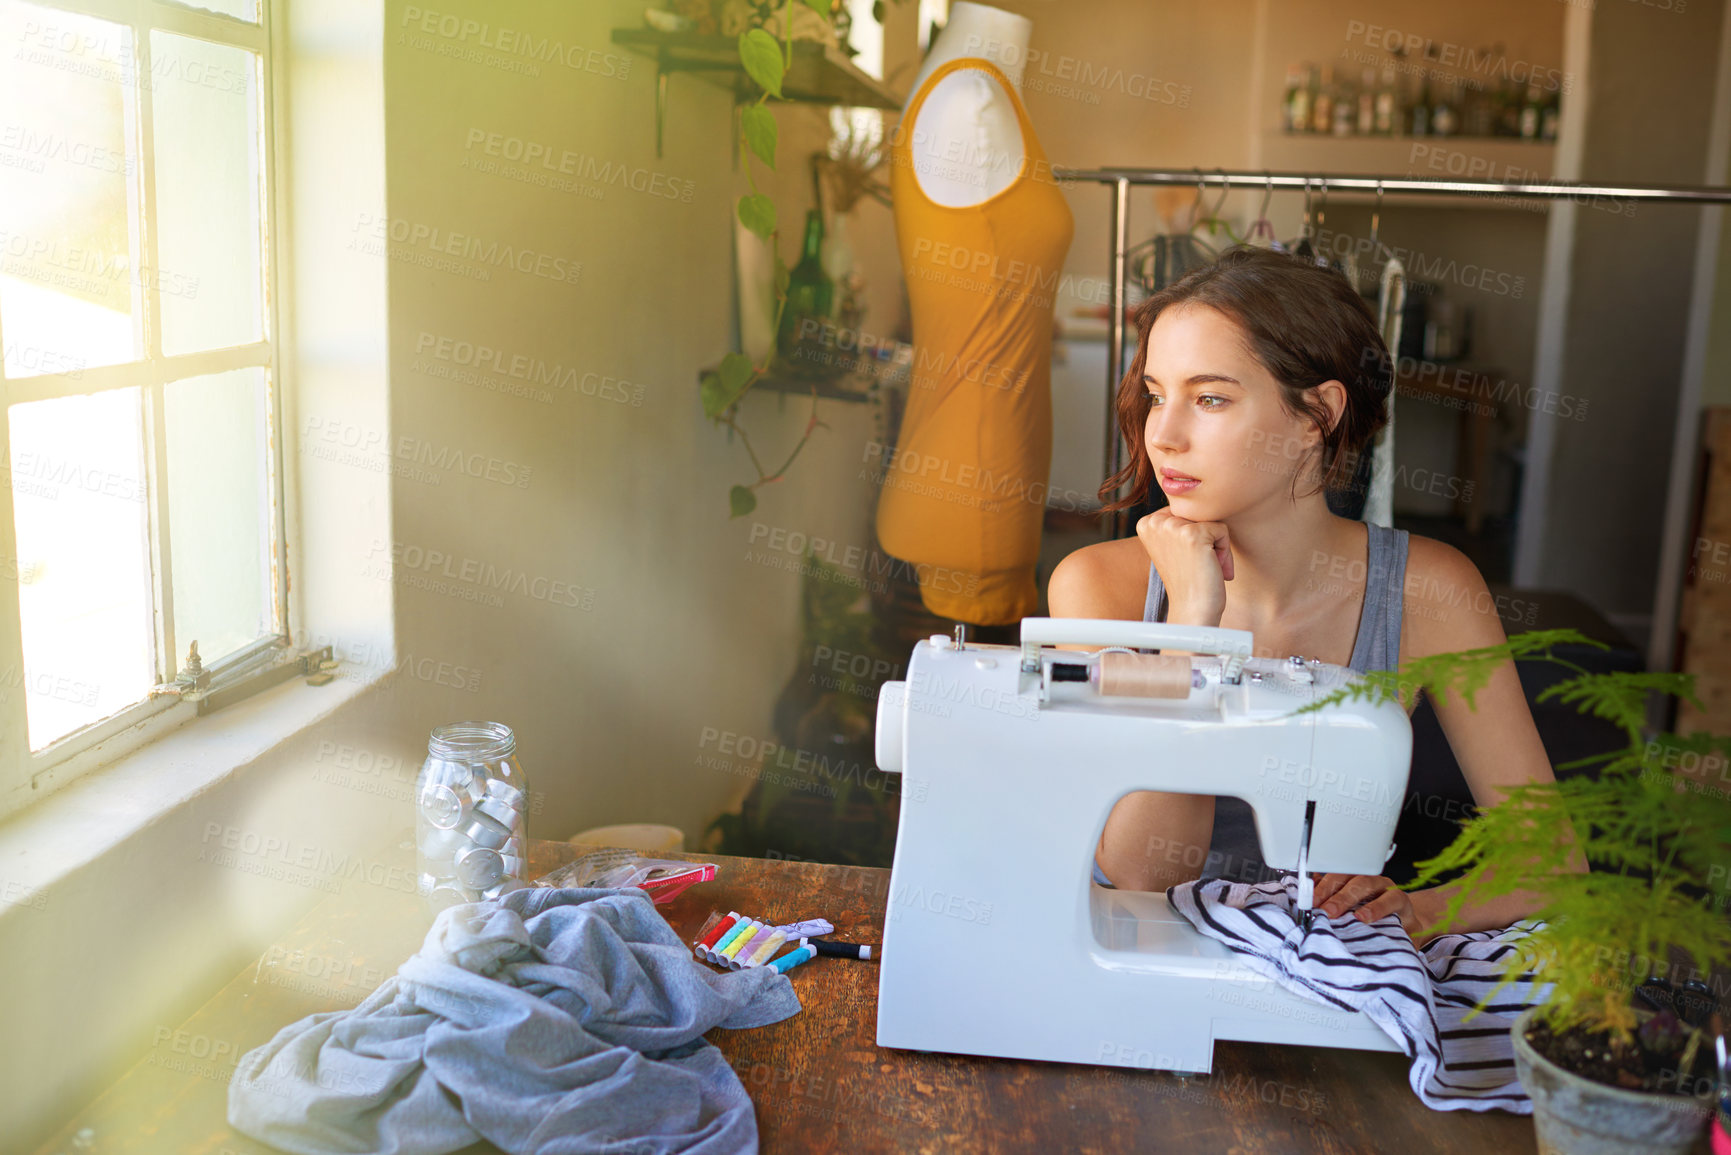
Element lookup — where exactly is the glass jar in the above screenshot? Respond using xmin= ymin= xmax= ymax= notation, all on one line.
xmin=415 ymin=721 xmax=530 ymax=911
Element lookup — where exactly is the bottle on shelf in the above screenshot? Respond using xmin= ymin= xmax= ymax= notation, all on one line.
xmin=1374 ymin=66 xmax=1399 ymax=135
xmin=1519 ymin=83 xmax=1543 ymax=141
xmin=1332 ymin=68 xmax=1357 ymax=136
xmin=1496 ymin=76 xmax=1522 ymax=137
xmin=1312 ymin=65 xmax=1335 ymax=134
xmin=776 ymin=209 xmax=834 ymax=366
xmin=1430 ymin=78 xmax=1460 ymax=137
xmin=1409 ymin=70 xmax=1432 ymax=136
xmin=1540 ymin=88 xmax=1560 ymax=142
xmin=1464 ymin=77 xmax=1495 ymax=137
xmin=1280 ymin=64 xmax=1301 ymax=132
xmin=1282 ymin=64 xmax=1306 ymax=131
xmin=1356 ymin=67 xmax=1376 ymax=135
xmin=1294 ymin=62 xmax=1315 ymax=133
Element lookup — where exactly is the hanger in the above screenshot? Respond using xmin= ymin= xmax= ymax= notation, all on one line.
xmin=1368 ymin=179 xmax=1406 ymax=331
xmin=1289 ymin=177 xmax=1315 ymax=259
xmin=1313 ymin=177 xmax=1333 ymax=268
xmin=1294 ymin=177 xmax=1331 ymax=269
xmin=1368 ymin=179 xmax=1402 ymax=267
xmin=1246 ymin=171 xmax=1279 ymax=248
xmin=1372 ymin=177 xmax=1407 ymax=374
xmin=1193 ymin=168 xmax=1244 ymax=247
xmin=1127 ymin=170 xmax=1220 ymax=294
xmin=1182 ymin=167 xmax=1209 ymax=233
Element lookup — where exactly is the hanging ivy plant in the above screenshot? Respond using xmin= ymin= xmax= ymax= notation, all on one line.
xmin=698 ymin=0 xmax=839 ymax=520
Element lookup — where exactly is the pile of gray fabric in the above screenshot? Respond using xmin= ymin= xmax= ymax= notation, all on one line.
xmin=228 ymin=886 xmax=801 ymax=1155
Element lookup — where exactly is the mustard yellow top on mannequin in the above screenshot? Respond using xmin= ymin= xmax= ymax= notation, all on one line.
xmin=876 ymin=57 xmax=1075 ymax=626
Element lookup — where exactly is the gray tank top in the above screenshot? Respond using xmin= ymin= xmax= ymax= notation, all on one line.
xmin=1143 ymin=521 xmax=1410 ymax=883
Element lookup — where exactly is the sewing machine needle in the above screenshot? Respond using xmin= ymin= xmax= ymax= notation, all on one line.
xmin=1296 ymin=800 xmax=1317 ymax=930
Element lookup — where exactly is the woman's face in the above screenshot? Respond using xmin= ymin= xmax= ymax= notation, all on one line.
xmin=1142 ymin=303 xmax=1329 ymax=521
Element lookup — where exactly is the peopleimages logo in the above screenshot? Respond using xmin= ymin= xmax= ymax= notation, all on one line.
xmin=411 ymin=332 xmax=645 ymax=405
xmin=397 ymin=7 xmax=632 ymax=79
xmin=0 ymin=124 xmax=133 ymax=175
xmin=861 ymin=441 xmax=1092 ymax=514
xmin=1343 ymin=21 xmax=1572 ymax=94
xmin=350 ymin=214 xmax=582 ymax=285
xmin=366 ymin=539 xmax=595 ymax=610
xmin=462 ymin=129 xmax=694 ymax=202
xmin=957 ymin=36 xmax=1192 ymax=106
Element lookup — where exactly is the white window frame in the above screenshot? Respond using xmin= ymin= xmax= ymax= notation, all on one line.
xmin=0 ymin=0 xmax=293 ymax=807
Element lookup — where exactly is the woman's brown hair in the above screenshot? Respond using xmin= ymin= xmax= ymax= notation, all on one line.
xmin=1099 ymin=245 xmax=1393 ymax=514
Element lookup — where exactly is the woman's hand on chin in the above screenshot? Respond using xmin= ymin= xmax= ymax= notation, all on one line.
xmin=1137 ymin=507 xmax=1233 ymax=627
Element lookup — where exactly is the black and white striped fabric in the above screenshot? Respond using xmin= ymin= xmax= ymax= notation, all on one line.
xmin=1166 ymin=873 xmax=1553 ymax=1113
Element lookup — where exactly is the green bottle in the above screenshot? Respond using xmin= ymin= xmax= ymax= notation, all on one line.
xmin=777 ymin=209 xmax=834 ymax=370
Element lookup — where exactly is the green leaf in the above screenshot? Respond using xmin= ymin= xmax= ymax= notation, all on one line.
xmin=729 ymin=484 xmax=758 ymax=518
xmin=740 ymin=103 xmax=777 ymax=169
xmin=737 ymin=193 xmax=776 ymax=239
xmin=737 ymin=29 xmax=784 ymax=98
xmin=802 ymin=0 xmax=834 ymax=12
xmin=702 ymin=353 xmax=758 ymax=419
xmin=719 ymin=351 xmax=755 ymax=395
xmin=699 ymin=370 xmax=728 ymax=420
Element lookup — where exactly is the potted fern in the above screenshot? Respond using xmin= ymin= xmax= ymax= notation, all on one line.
xmin=1304 ymin=628 xmax=1730 ymax=1155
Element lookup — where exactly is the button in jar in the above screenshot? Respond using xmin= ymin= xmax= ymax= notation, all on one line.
xmin=419 ymin=784 xmax=465 ymax=830
xmin=454 ymin=846 xmax=505 ymax=889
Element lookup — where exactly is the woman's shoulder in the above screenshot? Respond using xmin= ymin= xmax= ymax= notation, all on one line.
xmin=1048 ymin=536 xmax=1151 ymax=620
xmin=1397 ymin=532 xmax=1506 ymax=657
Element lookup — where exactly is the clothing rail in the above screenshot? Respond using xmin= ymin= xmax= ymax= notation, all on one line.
xmin=1052 ymin=166 xmax=1731 ymax=532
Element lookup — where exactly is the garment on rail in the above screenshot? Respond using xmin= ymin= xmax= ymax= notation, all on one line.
xmin=1167 ymin=872 xmax=1552 ymax=1113
xmin=228 ymin=886 xmax=802 ymax=1155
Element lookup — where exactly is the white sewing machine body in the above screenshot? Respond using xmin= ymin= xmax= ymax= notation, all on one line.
xmin=873 ymin=618 xmax=1413 ymax=1073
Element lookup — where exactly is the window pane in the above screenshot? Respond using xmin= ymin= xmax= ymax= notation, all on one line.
xmin=150 ymin=30 xmax=263 ymax=355
xmin=0 ymin=1 xmax=142 ymax=378
xmin=8 ymin=389 xmax=154 ymax=751
xmin=165 ymin=367 xmax=271 ymax=665
xmin=163 ymin=0 xmax=260 ymax=23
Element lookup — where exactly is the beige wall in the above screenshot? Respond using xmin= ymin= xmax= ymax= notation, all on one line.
xmin=1531 ymin=0 xmax=1726 ymax=629
xmin=377 ymin=0 xmax=902 ymax=844
xmin=1701 ymin=134 xmax=1731 ymax=411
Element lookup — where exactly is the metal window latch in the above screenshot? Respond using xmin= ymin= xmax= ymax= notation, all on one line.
xmin=152 ymin=641 xmax=337 ymax=715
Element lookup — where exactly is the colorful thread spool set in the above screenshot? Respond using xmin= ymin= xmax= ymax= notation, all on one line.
xmin=692 ymin=912 xmax=824 ymax=974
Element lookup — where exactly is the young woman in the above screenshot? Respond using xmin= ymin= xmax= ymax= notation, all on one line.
xmin=1047 ymin=246 xmax=1579 ymax=941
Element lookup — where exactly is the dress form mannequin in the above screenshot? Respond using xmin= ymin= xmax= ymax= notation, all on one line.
xmin=876 ymin=3 xmax=1073 ymax=627
xmin=902 ymin=2 xmax=1029 ymax=207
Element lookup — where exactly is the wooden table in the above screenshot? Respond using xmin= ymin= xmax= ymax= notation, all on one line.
xmin=36 ymin=840 xmax=1547 ymax=1155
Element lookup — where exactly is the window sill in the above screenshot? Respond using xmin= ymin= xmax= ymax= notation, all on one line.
xmin=0 ymin=663 xmax=390 ymax=917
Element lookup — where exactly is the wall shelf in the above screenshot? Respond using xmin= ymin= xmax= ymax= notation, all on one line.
xmin=699 ymin=341 xmax=911 ymax=407
xmin=611 ymin=29 xmax=903 ymax=157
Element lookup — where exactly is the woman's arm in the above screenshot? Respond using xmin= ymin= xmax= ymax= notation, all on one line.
xmin=1350 ymin=540 xmax=1588 ymax=937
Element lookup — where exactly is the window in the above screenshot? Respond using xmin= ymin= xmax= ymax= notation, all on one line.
xmin=0 ymin=0 xmax=285 ymax=801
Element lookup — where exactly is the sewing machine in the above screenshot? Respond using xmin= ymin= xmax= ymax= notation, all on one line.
xmin=873 ymin=617 xmax=1412 ymax=1073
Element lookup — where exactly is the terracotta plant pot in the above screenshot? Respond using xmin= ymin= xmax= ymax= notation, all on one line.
xmin=1510 ymin=1006 xmax=1712 ymax=1155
